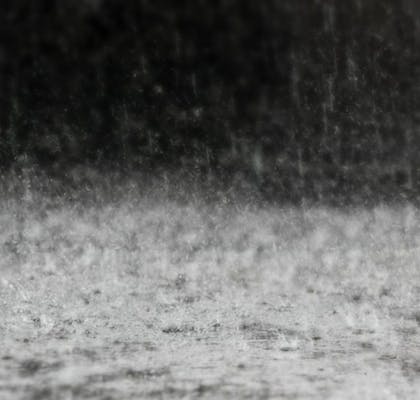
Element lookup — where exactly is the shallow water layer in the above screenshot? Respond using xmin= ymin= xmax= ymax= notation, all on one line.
xmin=1 ymin=200 xmax=420 ymax=399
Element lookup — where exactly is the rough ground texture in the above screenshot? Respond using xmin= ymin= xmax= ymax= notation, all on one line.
xmin=1 ymin=190 xmax=420 ymax=399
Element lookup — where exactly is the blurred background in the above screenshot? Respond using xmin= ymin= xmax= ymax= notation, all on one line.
xmin=1 ymin=0 xmax=420 ymax=202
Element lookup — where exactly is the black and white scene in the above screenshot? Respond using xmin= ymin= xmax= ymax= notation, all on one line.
xmin=2 ymin=1 xmax=420 ymax=398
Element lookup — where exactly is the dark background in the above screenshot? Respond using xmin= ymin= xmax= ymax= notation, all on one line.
xmin=1 ymin=0 xmax=420 ymax=202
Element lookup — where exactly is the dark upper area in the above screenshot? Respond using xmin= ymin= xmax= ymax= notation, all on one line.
xmin=1 ymin=0 xmax=420 ymax=201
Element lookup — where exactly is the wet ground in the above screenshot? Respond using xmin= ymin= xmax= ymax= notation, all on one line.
xmin=1 ymin=197 xmax=420 ymax=399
